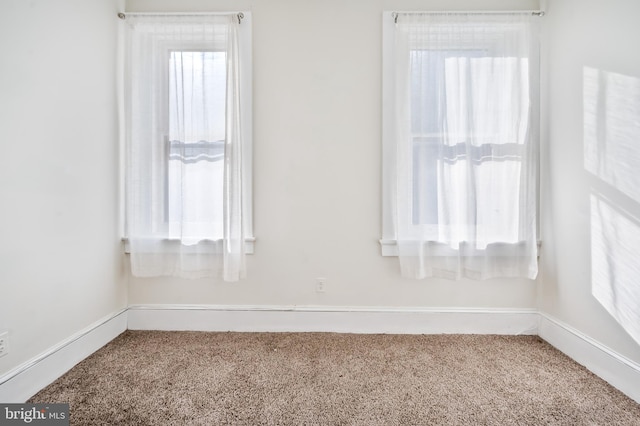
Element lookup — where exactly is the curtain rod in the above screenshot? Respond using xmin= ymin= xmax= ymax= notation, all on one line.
xmin=392 ymin=10 xmax=545 ymax=23
xmin=118 ymin=12 xmax=245 ymax=24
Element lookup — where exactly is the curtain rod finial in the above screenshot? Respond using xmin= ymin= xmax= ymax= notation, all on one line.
xmin=117 ymin=12 xmax=126 ymax=20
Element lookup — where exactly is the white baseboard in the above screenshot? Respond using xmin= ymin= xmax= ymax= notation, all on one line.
xmin=127 ymin=304 xmax=539 ymax=335
xmin=3 ymin=307 xmax=638 ymax=406
xmin=538 ymin=313 xmax=640 ymax=404
xmin=0 ymin=309 xmax=128 ymax=403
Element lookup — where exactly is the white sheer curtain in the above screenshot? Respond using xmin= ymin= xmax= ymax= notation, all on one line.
xmin=388 ymin=13 xmax=539 ymax=280
xmin=124 ymin=14 xmax=247 ymax=281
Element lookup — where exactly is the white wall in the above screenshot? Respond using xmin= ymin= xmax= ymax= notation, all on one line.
xmin=540 ymin=0 xmax=640 ymax=364
xmin=126 ymin=0 xmax=540 ymax=310
xmin=0 ymin=0 xmax=127 ymax=378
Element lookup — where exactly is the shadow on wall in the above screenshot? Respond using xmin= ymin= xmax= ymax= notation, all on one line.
xmin=584 ymin=66 xmax=640 ymax=346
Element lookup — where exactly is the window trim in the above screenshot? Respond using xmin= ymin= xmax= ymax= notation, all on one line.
xmin=381 ymin=12 xmax=399 ymax=255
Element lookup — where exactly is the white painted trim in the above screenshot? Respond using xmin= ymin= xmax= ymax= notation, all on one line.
xmin=379 ymin=239 xmax=399 ymax=256
xmin=127 ymin=304 xmax=539 ymax=335
xmin=0 ymin=310 xmax=127 ymax=403
xmin=538 ymin=313 xmax=640 ymax=404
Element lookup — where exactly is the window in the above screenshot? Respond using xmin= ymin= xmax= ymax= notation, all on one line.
xmin=123 ymin=14 xmax=252 ymax=281
xmin=382 ymin=12 xmax=539 ymax=280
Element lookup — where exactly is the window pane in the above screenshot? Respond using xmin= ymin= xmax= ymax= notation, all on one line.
xmin=169 ymin=51 xmax=226 ymax=143
xmin=409 ymin=49 xmax=526 ymax=245
xmin=167 ymin=51 xmax=226 ymax=242
xmin=410 ymin=50 xmax=485 ymax=227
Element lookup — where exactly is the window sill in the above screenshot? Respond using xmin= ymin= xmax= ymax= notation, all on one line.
xmin=122 ymin=237 xmax=255 ymax=255
xmin=379 ymin=239 xmax=400 ymax=257
xmin=379 ymin=239 xmax=542 ymax=257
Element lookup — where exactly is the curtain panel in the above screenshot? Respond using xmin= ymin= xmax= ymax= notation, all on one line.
xmin=383 ymin=13 xmax=540 ymax=280
xmin=123 ymin=14 xmax=250 ymax=281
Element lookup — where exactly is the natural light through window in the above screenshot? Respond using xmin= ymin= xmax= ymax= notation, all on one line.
xmin=590 ymin=194 xmax=640 ymax=344
xmin=584 ymin=67 xmax=640 ymax=344
xmin=584 ymin=67 xmax=640 ymax=203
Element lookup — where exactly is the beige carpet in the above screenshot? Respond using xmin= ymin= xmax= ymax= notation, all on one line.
xmin=29 ymin=331 xmax=640 ymax=425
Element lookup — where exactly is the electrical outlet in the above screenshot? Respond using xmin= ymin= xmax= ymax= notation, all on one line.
xmin=0 ymin=331 xmax=8 ymax=358
xmin=315 ymin=277 xmax=326 ymax=293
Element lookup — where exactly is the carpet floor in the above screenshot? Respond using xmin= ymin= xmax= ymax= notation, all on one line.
xmin=29 ymin=331 xmax=640 ymax=425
